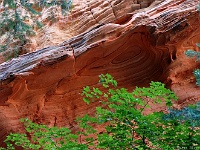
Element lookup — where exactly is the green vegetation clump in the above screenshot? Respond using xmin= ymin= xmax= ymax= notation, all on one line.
xmin=163 ymin=102 xmax=200 ymax=127
xmin=0 ymin=0 xmax=72 ymax=59
xmin=0 ymin=74 xmax=199 ymax=150
xmin=185 ymin=43 xmax=200 ymax=86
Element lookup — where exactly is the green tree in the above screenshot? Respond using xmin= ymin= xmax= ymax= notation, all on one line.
xmin=0 ymin=0 xmax=72 ymax=60
xmin=0 ymin=74 xmax=199 ymax=149
xmin=79 ymin=74 xmax=199 ymax=149
xmin=0 ymin=118 xmax=88 ymax=150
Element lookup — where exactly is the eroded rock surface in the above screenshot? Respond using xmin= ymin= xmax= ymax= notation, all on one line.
xmin=0 ymin=0 xmax=157 ymax=63
xmin=0 ymin=0 xmax=200 ymax=147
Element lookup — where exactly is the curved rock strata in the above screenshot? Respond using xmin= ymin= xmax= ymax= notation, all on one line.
xmin=0 ymin=0 xmax=200 ymax=147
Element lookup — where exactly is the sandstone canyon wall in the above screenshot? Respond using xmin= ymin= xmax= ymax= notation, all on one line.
xmin=0 ymin=0 xmax=200 ymax=147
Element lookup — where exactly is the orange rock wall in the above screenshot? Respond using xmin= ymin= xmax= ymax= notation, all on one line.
xmin=0 ymin=0 xmax=200 ymax=147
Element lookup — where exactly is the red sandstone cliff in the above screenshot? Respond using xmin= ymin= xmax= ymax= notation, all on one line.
xmin=0 ymin=0 xmax=200 ymax=147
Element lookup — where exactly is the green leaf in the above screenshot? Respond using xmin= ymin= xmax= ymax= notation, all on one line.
xmin=83 ymin=98 xmax=90 ymax=105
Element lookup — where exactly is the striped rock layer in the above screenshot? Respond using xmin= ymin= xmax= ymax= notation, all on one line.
xmin=0 ymin=0 xmax=200 ymax=147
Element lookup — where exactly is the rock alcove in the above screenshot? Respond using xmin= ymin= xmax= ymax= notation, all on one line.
xmin=0 ymin=0 xmax=200 ymax=147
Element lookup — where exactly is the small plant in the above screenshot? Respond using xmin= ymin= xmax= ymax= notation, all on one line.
xmin=0 ymin=118 xmax=88 ymax=150
xmin=1 ymin=74 xmax=199 ymax=149
xmin=164 ymin=102 xmax=200 ymax=127
xmin=185 ymin=43 xmax=200 ymax=86
xmin=162 ymin=102 xmax=200 ymax=149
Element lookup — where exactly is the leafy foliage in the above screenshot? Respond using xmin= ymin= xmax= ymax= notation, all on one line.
xmin=0 ymin=74 xmax=199 ymax=149
xmin=161 ymin=103 xmax=200 ymax=149
xmin=185 ymin=45 xmax=200 ymax=61
xmin=185 ymin=43 xmax=200 ymax=86
xmin=0 ymin=0 xmax=72 ymax=59
xmin=0 ymin=118 xmax=87 ymax=150
xmin=79 ymin=74 xmax=199 ymax=149
xmin=164 ymin=102 xmax=200 ymax=127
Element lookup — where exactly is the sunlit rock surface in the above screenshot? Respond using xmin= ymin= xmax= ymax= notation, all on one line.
xmin=0 ymin=0 xmax=200 ymax=147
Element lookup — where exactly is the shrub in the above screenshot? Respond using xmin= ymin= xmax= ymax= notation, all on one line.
xmin=0 ymin=118 xmax=87 ymax=150
xmin=185 ymin=43 xmax=200 ymax=86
